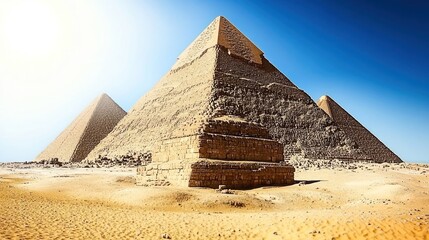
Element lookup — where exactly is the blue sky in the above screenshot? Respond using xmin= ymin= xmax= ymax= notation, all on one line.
xmin=0 ymin=0 xmax=427 ymax=163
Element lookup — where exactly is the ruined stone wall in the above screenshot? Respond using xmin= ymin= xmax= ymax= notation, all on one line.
xmin=199 ymin=133 xmax=283 ymax=162
xmin=152 ymin=135 xmax=200 ymax=162
xmin=137 ymin=160 xmax=295 ymax=189
xmin=136 ymin=161 xmax=193 ymax=187
xmin=198 ymin=118 xmax=284 ymax=162
xmin=188 ymin=161 xmax=295 ymax=189
xmin=212 ymin=47 xmax=370 ymax=161
xmin=149 ymin=118 xmax=284 ymax=163
xmin=136 ymin=117 xmax=287 ymax=187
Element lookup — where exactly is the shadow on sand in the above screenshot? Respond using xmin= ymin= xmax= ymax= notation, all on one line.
xmin=293 ymin=180 xmax=323 ymax=185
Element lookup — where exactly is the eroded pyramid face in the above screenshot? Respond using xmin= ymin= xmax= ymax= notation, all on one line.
xmin=88 ymin=16 xmax=370 ymax=163
xmin=35 ymin=94 xmax=126 ymax=162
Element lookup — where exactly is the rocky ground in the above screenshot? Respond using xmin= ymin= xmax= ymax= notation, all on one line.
xmin=4 ymin=156 xmax=427 ymax=173
xmin=289 ymin=156 xmax=428 ymax=172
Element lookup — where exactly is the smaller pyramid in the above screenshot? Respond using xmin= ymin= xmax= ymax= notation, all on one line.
xmin=317 ymin=95 xmax=402 ymax=163
xmin=35 ymin=93 xmax=126 ymax=162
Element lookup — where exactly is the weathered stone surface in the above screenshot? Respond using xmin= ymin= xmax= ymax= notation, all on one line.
xmin=212 ymin=45 xmax=369 ymax=161
xmin=88 ymin=16 xmax=380 ymax=187
xmin=87 ymin=47 xmax=216 ymax=160
xmin=172 ymin=16 xmax=264 ymax=69
xmin=136 ymin=160 xmax=295 ymax=189
xmin=88 ymin=17 xmax=365 ymax=163
xmin=189 ymin=161 xmax=295 ymax=189
xmin=198 ymin=118 xmax=284 ymax=162
xmin=317 ymin=95 xmax=402 ymax=163
xmin=35 ymin=94 xmax=126 ymax=162
xmin=136 ymin=161 xmax=193 ymax=187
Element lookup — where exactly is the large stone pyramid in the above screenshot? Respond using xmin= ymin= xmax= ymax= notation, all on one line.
xmin=35 ymin=93 xmax=126 ymax=162
xmin=317 ymin=95 xmax=402 ymax=163
xmin=88 ymin=16 xmax=370 ymax=187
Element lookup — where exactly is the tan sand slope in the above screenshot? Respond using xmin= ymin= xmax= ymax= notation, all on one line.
xmin=317 ymin=95 xmax=402 ymax=163
xmin=0 ymin=164 xmax=428 ymax=239
xmin=35 ymin=93 xmax=126 ymax=162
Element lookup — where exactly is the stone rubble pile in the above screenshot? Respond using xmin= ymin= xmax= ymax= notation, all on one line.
xmin=289 ymin=154 xmax=422 ymax=172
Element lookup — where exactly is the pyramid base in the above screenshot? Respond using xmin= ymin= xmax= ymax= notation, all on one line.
xmin=136 ymin=161 xmax=193 ymax=187
xmin=189 ymin=161 xmax=295 ymax=189
xmin=136 ymin=160 xmax=295 ymax=189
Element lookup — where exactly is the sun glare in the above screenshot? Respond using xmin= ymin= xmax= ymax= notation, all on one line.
xmin=1 ymin=1 xmax=60 ymax=59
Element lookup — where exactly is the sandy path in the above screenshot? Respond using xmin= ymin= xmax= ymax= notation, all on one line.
xmin=0 ymin=166 xmax=428 ymax=239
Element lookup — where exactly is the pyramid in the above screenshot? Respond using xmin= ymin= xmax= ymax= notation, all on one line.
xmin=317 ymin=95 xmax=402 ymax=163
xmin=35 ymin=93 xmax=126 ymax=162
xmin=88 ymin=16 xmax=370 ymax=188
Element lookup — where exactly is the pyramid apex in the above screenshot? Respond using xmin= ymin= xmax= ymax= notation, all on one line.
xmin=319 ymin=95 xmax=330 ymax=101
xmin=172 ymin=16 xmax=264 ymax=69
xmin=94 ymin=93 xmax=125 ymax=115
xmin=216 ymin=17 xmax=264 ymax=63
xmin=97 ymin=93 xmax=115 ymax=102
xmin=215 ymin=16 xmax=228 ymax=21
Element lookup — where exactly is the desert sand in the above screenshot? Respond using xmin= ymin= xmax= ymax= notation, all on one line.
xmin=0 ymin=164 xmax=428 ymax=240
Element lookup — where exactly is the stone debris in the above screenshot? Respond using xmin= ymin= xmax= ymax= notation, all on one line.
xmin=215 ymin=185 xmax=233 ymax=194
xmin=225 ymin=200 xmax=245 ymax=208
xmin=35 ymin=94 xmax=126 ymax=163
xmin=161 ymin=233 xmax=171 ymax=239
xmin=288 ymin=155 xmax=426 ymax=173
xmin=85 ymin=151 xmax=152 ymax=167
xmin=0 ymin=160 xmax=141 ymax=169
xmin=220 ymin=189 xmax=233 ymax=194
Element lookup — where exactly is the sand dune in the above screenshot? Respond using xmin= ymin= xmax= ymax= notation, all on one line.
xmin=0 ymin=165 xmax=428 ymax=239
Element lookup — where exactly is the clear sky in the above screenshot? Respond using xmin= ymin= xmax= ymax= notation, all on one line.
xmin=0 ymin=0 xmax=428 ymax=163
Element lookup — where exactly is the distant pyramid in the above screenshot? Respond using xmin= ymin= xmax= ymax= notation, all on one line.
xmin=88 ymin=16 xmax=369 ymax=188
xmin=317 ymin=95 xmax=402 ymax=163
xmin=35 ymin=94 xmax=126 ymax=162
